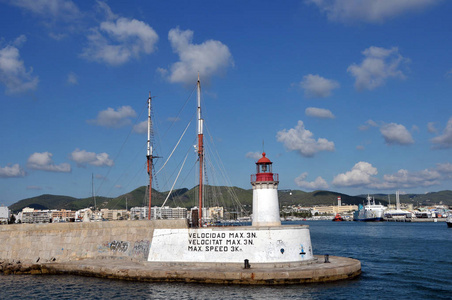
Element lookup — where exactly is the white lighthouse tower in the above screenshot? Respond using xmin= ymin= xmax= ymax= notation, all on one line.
xmin=251 ymin=152 xmax=281 ymax=226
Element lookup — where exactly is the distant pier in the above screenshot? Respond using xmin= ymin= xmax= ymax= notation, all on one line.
xmin=384 ymin=217 xmax=446 ymax=222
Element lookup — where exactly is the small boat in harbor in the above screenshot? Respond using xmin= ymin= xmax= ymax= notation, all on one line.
xmin=332 ymin=213 xmax=344 ymax=221
xmin=447 ymin=214 xmax=452 ymax=228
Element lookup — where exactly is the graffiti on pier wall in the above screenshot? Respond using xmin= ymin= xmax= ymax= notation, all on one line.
xmin=109 ymin=240 xmax=129 ymax=253
xmin=98 ymin=240 xmax=151 ymax=258
xmin=133 ymin=240 xmax=150 ymax=259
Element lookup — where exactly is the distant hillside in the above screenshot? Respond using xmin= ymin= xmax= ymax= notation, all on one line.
xmin=8 ymin=194 xmax=111 ymax=213
xmin=279 ymin=190 xmax=369 ymax=207
xmin=360 ymin=190 xmax=452 ymax=206
xmin=8 ymin=188 xmax=451 ymax=213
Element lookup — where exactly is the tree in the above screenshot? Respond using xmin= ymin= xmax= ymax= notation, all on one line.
xmin=8 ymin=214 xmax=16 ymax=224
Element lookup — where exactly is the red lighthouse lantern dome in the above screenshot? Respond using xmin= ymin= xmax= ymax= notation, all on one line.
xmin=255 ymin=152 xmax=275 ymax=182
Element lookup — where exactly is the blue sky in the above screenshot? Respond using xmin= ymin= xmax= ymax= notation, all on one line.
xmin=1 ymin=0 xmax=451 ymax=205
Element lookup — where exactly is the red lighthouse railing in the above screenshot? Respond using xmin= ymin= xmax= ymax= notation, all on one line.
xmin=251 ymin=173 xmax=279 ymax=183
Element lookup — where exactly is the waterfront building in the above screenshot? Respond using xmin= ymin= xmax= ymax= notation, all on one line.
xmin=0 ymin=206 xmax=10 ymax=224
xmin=207 ymin=206 xmax=224 ymax=220
xmin=312 ymin=205 xmax=358 ymax=215
xmin=100 ymin=209 xmax=128 ymax=220
xmin=130 ymin=207 xmax=148 ymax=219
xmin=151 ymin=206 xmax=187 ymax=219
xmin=51 ymin=209 xmax=75 ymax=222
xmin=130 ymin=206 xmax=188 ymax=220
xmin=21 ymin=207 xmax=51 ymax=224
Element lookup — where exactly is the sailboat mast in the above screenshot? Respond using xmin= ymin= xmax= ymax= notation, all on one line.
xmin=147 ymin=92 xmax=153 ymax=220
xmin=197 ymin=75 xmax=204 ymax=227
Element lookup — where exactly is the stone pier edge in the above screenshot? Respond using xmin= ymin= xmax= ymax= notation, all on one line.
xmin=1 ymin=255 xmax=361 ymax=285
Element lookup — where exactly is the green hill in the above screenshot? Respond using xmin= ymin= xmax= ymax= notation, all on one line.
xmin=8 ymin=188 xmax=452 ymax=213
xmin=360 ymin=190 xmax=452 ymax=206
xmin=279 ymin=190 xmax=369 ymax=207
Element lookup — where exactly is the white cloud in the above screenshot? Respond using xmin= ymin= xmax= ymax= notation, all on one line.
xmin=359 ymin=119 xmax=378 ymax=131
xmin=332 ymin=161 xmax=452 ymax=190
xmin=0 ymin=164 xmax=26 ymax=178
xmin=276 ymin=120 xmax=335 ymax=157
xmin=431 ymin=117 xmax=452 ymax=149
xmin=380 ymin=123 xmax=414 ymax=145
xmin=167 ymin=117 xmax=181 ymax=122
xmin=306 ymin=0 xmax=440 ymax=23
xmin=294 ymin=172 xmax=329 ymax=190
xmin=49 ymin=32 xmax=68 ymax=40
xmin=67 ymin=72 xmax=78 ymax=85
xmin=0 ymin=36 xmax=39 ymax=94
xmin=427 ymin=122 xmax=438 ymax=133
xmin=245 ymin=152 xmax=262 ymax=160
xmin=305 ymin=107 xmax=335 ymax=119
xmin=162 ymin=27 xmax=233 ymax=85
xmin=347 ymin=46 xmax=408 ymax=91
xmin=133 ymin=121 xmax=148 ymax=134
xmin=446 ymin=69 xmax=452 ymax=77
xmin=27 ymin=185 xmax=43 ymax=190
xmin=27 ymin=152 xmax=71 ymax=172
xmin=81 ymin=3 xmax=158 ymax=66
xmin=70 ymin=149 xmax=114 ymax=167
xmin=381 ymin=169 xmax=441 ymax=188
xmin=298 ymin=74 xmax=339 ymax=98
xmin=9 ymin=0 xmax=80 ymax=20
xmin=88 ymin=106 xmax=136 ymax=128
xmin=333 ymin=161 xmax=378 ymax=187
xmin=436 ymin=162 xmax=452 ymax=174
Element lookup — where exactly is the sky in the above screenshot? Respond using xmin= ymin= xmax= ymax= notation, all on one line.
xmin=1 ymin=0 xmax=451 ymax=206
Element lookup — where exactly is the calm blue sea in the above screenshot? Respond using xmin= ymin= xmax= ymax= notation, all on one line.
xmin=2 ymin=221 xmax=452 ymax=299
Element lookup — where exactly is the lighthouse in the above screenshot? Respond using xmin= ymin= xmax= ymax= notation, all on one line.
xmin=251 ymin=152 xmax=281 ymax=226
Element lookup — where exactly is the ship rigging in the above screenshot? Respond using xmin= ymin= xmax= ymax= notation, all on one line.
xmin=145 ymin=76 xmax=247 ymax=226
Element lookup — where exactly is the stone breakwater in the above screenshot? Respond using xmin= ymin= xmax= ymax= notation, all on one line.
xmin=0 ymin=220 xmax=187 ymax=264
xmin=0 ymin=220 xmax=362 ymax=284
xmin=0 ymin=256 xmax=361 ymax=285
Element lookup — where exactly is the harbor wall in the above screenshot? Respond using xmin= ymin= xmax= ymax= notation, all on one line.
xmin=149 ymin=226 xmax=313 ymax=263
xmin=0 ymin=219 xmax=187 ymax=263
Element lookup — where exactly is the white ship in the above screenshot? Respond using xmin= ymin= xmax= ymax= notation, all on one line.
xmin=353 ymin=195 xmax=386 ymax=222
xmin=385 ymin=191 xmax=412 ymax=219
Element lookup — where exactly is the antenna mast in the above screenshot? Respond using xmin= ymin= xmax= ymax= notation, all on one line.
xmin=92 ymin=173 xmax=96 ymax=211
xmin=147 ymin=92 xmax=154 ymax=220
xmin=197 ymin=74 xmax=204 ymax=227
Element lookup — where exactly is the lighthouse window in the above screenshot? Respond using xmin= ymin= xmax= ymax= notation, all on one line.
xmin=261 ymin=164 xmax=267 ymax=172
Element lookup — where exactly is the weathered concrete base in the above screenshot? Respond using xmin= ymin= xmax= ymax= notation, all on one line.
xmin=1 ymin=255 xmax=361 ymax=285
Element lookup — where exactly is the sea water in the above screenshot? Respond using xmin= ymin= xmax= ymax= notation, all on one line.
xmin=1 ymin=221 xmax=452 ymax=299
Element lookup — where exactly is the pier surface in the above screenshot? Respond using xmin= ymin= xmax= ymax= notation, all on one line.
xmin=1 ymin=255 xmax=361 ymax=285
xmin=0 ymin=220 xmax=361 ymax=284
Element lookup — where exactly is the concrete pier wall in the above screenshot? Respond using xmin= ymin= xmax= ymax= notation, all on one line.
xmin=0 ymin=220 xmax=187 ymax=263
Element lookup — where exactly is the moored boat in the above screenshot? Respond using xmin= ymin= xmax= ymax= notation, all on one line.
xmin=353 ymin=195 xmax=386 ymax=222
xmin=332 ymin=213 xmax=344 ymax=221
xmin=447 ymin=214 xmax=452 ymax=228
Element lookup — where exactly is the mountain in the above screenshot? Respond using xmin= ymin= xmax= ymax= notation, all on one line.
xmin=8 ymin=188 xmax=452 ymax=213
xmin=366 ymin=190 xmax=452 ymax=206
xmin=279 ymin=190 xmax=369 ymax=207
